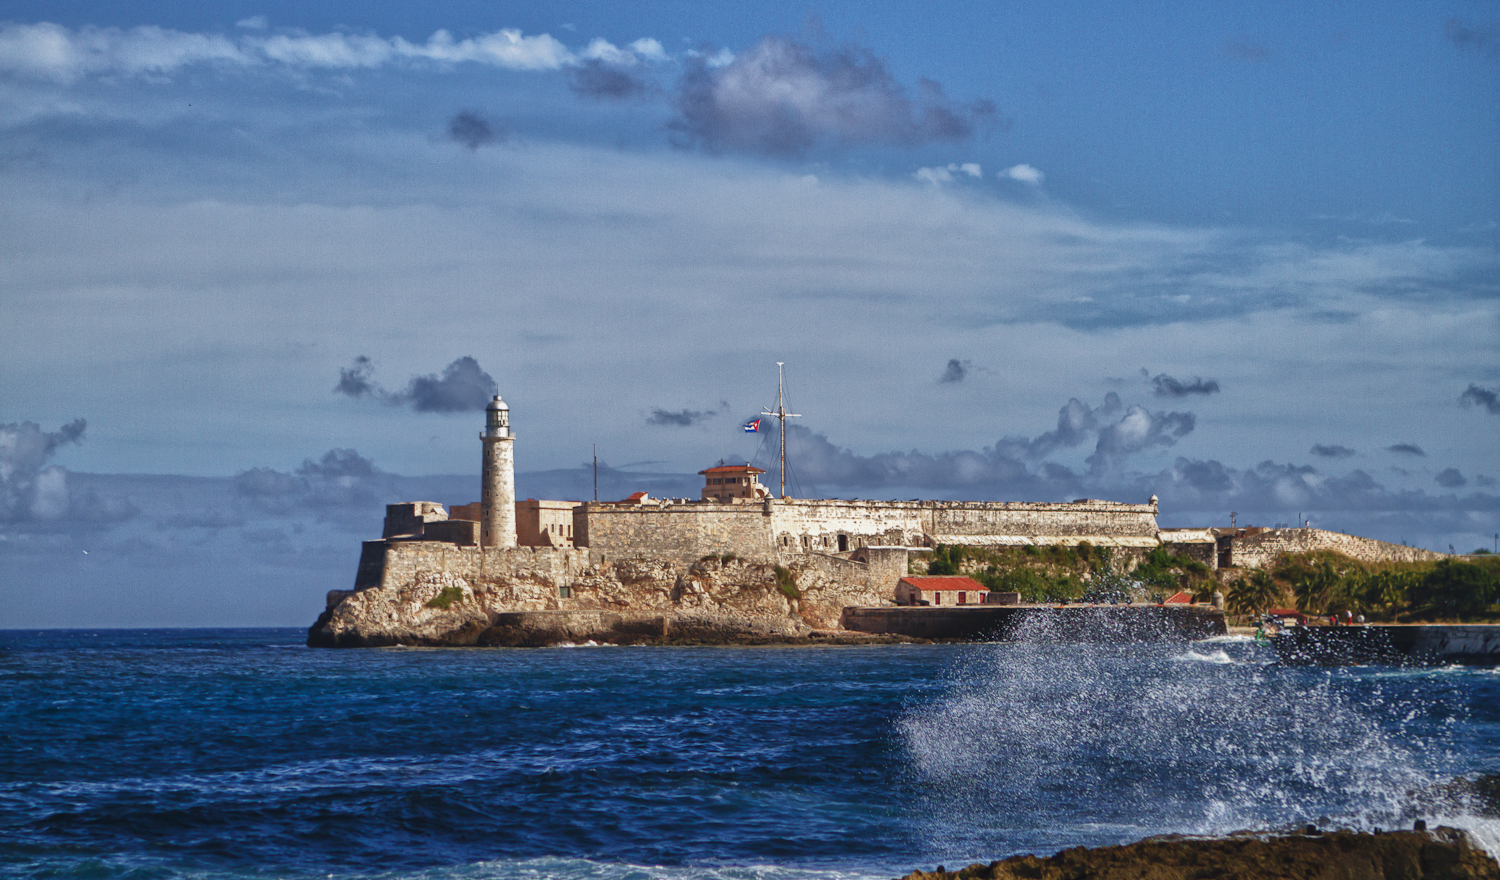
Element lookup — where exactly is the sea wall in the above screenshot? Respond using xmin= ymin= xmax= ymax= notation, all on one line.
xmin=1273 ymin=624 xmax=1500 ymax=665
xmin=840 ymin=604 xmax=1227 ymax=641
xmin=1229 ymin=527 xmax=1446 ymax=569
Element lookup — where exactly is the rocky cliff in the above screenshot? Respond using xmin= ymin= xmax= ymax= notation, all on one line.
xmin=901 ymin=826 xmax=1499 ymax=880
xmin=307 ymin=554 xmax=896 ymax=647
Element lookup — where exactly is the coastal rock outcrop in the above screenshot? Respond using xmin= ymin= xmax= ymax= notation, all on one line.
xmin=900 ymin=826 xmax=1500 ymax=880
xmin=307 ymin=553 xmax=890 ymax=647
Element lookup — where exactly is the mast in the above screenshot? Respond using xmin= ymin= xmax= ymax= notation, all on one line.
xmin=761 ymin=362 xmax=800 ymax=498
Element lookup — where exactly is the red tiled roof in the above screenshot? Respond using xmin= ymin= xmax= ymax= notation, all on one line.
xmin=624 ymin=491 xmax=648 ymax=501
xmin=699 ymin=465 xmax=766 ymax=475
xmin=899 ymin=576 xmax=986 ymax=592
xmin=1163 ymin=591 xmax=1194 ymax=604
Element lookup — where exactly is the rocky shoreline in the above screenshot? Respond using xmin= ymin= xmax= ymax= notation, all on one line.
xmin=901 ymin=826 xmax=1500 ymax=880
xmin=307 ymin=554 xmax=908 ymax=648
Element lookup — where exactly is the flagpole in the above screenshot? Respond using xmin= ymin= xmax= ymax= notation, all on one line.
xmin=761 ymin=362 xmax=800 ymax=499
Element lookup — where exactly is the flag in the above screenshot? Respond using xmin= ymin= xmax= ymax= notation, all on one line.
xmin=743 ymin=419 xmax=761 ymax=433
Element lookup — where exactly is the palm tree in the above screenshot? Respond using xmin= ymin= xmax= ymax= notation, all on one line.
xmin=1228 ymin=569 xmax=1283 ymax=617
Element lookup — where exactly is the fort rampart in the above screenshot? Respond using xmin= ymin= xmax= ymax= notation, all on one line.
xmin=1227 ymin=527 xmax=1447 ymax=569
xmin=576 ymin=497 xmax=1162 ymax=565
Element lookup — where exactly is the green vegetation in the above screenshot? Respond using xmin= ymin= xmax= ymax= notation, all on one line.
xmin=922 ymin=542 xmax=1212 ymax=604
xmin=1226 ymin=551 xmax=1500 ymax=622
xmin=773 ymin=565 xmax=800 ymax=600
xmin=424 ymin=586 xmax=465 ymax=610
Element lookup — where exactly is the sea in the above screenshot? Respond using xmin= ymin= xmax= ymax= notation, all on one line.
xmin=2 ymin=626 xmax=1498 ymax=880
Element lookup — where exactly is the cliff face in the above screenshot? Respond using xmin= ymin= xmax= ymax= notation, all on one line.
xmin=901 ymin=826 xmax=1499 ymax=880
xmin=307 ymin=554 xmax=893 ymax=647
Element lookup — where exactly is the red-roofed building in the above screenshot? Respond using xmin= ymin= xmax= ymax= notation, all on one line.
xmin=897 ymin=576 xmax=988 ymax=607
xmin=1163 ymin=591 xmax=1195 ymax=605
xmin=699 ymin=463 xmax=769 ymax=503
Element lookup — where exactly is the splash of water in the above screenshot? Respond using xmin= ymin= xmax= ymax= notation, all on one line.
xmin=897 ymin=613 xmax=1474 ymax=858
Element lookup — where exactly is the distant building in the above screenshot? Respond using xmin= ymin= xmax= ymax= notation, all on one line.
xmin=896 ymin=576 xmax=988 ymax=606
xmin=699 ymin=464 xmax=769 ymax=503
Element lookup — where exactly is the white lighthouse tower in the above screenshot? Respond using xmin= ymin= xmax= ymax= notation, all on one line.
xmin=480 ymin=394 xmax=517 ymax=549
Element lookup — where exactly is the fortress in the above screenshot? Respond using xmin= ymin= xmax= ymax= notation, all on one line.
xmin=310 ymin=392 xmax=1445 ymax=647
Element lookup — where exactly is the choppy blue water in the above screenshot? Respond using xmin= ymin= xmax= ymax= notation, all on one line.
xmin=1 ymin=628 xmax=1498 ymax=880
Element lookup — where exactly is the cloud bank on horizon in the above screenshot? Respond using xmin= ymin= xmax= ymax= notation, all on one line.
xmin=1 ymin=2 xmax=1496 ymax=625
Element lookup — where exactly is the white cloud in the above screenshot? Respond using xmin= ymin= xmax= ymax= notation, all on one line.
xmin=1003 ymin=163 xmax=1044 ymax=184
xmin=0 ymin=21 xmax=649 ymax=82
xmin=235 ymin=16 xmax=268 ymax=31
xmin=915 ymin=165 xmax=953 ymax=184
xmin=628 ymin=38 xmax=668 ymax=62
xmin=915 ymin=162 xmax=982 ymax=184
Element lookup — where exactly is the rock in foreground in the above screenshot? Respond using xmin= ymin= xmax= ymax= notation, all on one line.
xmin=901 ymin=826 xmax=1499 ymax=880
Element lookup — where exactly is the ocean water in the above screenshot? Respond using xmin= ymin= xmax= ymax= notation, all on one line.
xmin=1 ymin=628 xmax=1498 ymax=880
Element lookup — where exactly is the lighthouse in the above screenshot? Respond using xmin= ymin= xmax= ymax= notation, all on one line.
xmin=480 ymin=394 xmax=517 ymax=549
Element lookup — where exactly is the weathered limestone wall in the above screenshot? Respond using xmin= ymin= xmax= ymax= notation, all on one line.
xmin=769 ymin=500 xmax=926 ymax=550
xmin=925 ymin=500 xmax=1159 ymax=545
xmin=377 ymin=541 xmax=587 ymax=604
xmin=579 ymin=501 xmax=774 ymax=564
xmin=1230 ymin=528 xmax=1447 ymax=569
xmin=577 ymin=497 xmax=1164 ymax=562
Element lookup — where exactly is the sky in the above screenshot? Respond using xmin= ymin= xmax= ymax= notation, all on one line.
xmin=2 ymin=0 xmax=1497 ymax=626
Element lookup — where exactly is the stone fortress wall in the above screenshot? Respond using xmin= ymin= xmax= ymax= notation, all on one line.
xmin=577 ymin=496 xmax=1163 ymax=566
xmin=1226 ymin=527 xmax=1447 ymax=569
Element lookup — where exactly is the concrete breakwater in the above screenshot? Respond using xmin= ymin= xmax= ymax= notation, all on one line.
xmin=1272 ymin=624 xmax=1500 ymax=665
xmin=840 ymin=604 xmax=1227 ymax=641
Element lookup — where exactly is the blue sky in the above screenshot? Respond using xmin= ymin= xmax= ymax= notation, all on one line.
xmin=2 ymin=0 xmax=1497 ymax=625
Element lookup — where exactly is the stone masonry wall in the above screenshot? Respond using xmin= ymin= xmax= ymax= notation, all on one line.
xmin=578 ymin=497 xmax=1163 ymax=562
xmin=578 ymin=502 xmax=774 ymax=565
xmin=1230 ymin=528 xmax=1447 ymax=569
xmin=925 ymin=500 xmax=1158 ymax=543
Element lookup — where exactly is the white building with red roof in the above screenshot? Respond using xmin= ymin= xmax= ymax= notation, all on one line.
xmin=896 ymin=576 xmax=988 ymax=606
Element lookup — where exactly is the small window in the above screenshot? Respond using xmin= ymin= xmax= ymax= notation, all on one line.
xmin=559 ymin=585 xmax=572 ymax=598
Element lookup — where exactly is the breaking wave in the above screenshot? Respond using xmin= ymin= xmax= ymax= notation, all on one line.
xmin=897 ymin=614 xmax=1488 ymax=859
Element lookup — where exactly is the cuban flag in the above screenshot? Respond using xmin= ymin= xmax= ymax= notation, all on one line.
xmin=743 ymin=419 xmax=761 ymax=433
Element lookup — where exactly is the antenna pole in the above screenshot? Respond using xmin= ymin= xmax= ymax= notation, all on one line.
xmin=593 ymin=444 xmax=598 ymax=502
xmin=762 ymin=362 xmax=800 ymax=499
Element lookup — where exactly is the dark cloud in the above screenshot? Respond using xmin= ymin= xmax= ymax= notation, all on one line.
xmin=1088 ymin=406 xmax=1195 ymax=476
xmin=297 ymin=448 xmax=380 ymax=480
xmin=1446 ymin=19 xmax=1500 ymax=57
xmin=1460 ymin=383 xmax=1500 ymax=414
xmin=1147 ymin=371 xmax=1221 ymax=397
xmin=446 ymin=111 xmax=504 ymax=150
xmin=939 ymin=358 xmax=970 ymax=384
xmin=568 ymin=59 xmax=651 ymax=101
xmin=670 ymin=36 xmax=996 ymax=156
xmin=1436 ymin=468 xmax=1467 ymax=489
xmin=647 ymin=408 xmax=713 ymax=427
xmin=1387 ymin=443 xmax=1426 ymax=457
xmin=404 ymin=357 xmax=497 ymax=413
xmin=335 ymin=355 xmax=376 ymax=398
xmin=235 ymin=448 xmax=391 ymax=518
xmin=335 ymin=356 xmax=498 ymax=413
xmin=1310 ymin=444 xmax=1356 ymax=459
xmin=0 ymin=418 xmax=86 ymax=523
